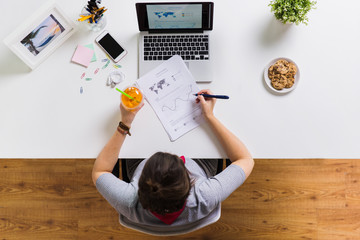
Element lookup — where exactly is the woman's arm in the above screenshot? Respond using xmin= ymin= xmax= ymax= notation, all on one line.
xmin=92 ymin=103 xmax=143 ymax=185
xmin=197 ymin=89 xmax=254 ymax=179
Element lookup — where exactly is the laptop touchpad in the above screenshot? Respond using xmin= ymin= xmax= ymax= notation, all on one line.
xmin=188 ymin=61 xmax=212 ymax=83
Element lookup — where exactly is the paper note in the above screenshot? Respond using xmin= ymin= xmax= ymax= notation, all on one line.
xmin=71 ymin=45 xmax=94 ymax=67
xmin=136 ymin=55 xmax=204 ymax=141
xmin=84 ymin=43 xmax=97 ymax=62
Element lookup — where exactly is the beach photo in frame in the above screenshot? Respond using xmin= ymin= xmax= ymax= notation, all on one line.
xmin=3 ymin=1 xmax=77 ymax=70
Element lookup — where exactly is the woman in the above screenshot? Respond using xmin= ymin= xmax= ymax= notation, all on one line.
xmin=92 ymin=89 xmax=254 ymax=235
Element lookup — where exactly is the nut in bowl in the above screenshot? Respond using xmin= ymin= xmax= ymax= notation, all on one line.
xmin=264 ymin=58 xmax=300 ymax=93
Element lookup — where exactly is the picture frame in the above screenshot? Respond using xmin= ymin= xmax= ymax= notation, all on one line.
xmin=3 ymin=1 xmax=77 ymax=70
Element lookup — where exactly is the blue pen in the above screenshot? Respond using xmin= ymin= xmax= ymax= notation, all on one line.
xmin=194 ymin=93 xmax=230 ymax=99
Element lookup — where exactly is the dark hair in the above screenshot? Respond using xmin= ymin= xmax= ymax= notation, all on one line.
xmin=138 ymin=152 xmax=191 ymax=215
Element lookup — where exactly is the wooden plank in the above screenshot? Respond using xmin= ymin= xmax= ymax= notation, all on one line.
xmin=0 ymin=208 xmax=78 ymax=240
xmin=218 ymin=208 xmax=317 ymax=240
xmin=0 ymin=159 xmax=77 ymax=173
xmin=0 ymin=159 xmax=359 ymax=239
xmin=345 ymin=159 xmax=360 ymax=209
xmin=317 ymin=209 xmax=360 ymax=240
xmin=233 ymin=159 xmax=348 ymax=209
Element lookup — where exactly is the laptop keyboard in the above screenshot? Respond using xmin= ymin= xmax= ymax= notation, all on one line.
xmin=143 ymin=34 xmax=209 ymax=61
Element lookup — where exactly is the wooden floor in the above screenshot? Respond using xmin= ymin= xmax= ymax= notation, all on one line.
xmin=0 ymin=159 xmax=359 ymax=240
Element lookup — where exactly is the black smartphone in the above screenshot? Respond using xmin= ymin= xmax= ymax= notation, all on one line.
xmin=95 ymin=30 xmax=127 ymax=62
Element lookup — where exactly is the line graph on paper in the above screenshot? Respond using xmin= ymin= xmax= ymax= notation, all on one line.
xmin=161 ymin=84 xmax=195 ymax=112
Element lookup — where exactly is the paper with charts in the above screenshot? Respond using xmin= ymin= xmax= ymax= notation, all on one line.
xmin=136 ymin=55 xmax=204 ymax=141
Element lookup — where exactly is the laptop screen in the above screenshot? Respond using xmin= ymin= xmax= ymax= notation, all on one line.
xmin=136 ymin=2 xmax=214 ymax=32
xmin=147 ymin=4 xmax=202 ymax=29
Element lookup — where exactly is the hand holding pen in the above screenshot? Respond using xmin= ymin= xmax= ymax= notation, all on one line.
xmin=195 ymin=89 xmax=219 ymax=119
xmin=194 ymin=93 xmax=229 ymax=99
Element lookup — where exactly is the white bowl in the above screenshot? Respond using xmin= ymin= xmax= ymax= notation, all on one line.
xmin=263 ymin=57 xmax=300 ymax=94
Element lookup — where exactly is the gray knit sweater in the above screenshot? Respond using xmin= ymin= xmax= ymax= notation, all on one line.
xmin=96 ymin=157 xmax=246 ymax=235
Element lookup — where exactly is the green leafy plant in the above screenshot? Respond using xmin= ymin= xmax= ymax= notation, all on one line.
xmin=269 ymin=0 xmax=317 ymax=25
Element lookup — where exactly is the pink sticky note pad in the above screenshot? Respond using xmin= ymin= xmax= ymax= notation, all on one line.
xmin=71 ymin=45 xmax=94 ymax=68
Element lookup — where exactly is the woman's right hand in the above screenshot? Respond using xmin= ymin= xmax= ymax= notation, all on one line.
xmin=196 ymin=89 xmax=216 ymax=120
xmin=196 ymin=89 xmax=254 ymax=179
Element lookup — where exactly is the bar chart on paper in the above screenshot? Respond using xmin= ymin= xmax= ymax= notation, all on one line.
xmin=136 ymin=55 xmax=204 ymax=141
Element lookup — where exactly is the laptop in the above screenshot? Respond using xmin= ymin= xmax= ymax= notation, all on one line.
xmin=136 ymin=2 xmax=214 ymax=82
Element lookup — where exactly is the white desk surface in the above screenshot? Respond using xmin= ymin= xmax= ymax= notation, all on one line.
xmin=1 ymin=0 xmax=360 ymax=159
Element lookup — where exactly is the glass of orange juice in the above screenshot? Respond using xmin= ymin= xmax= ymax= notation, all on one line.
xmin=121 ymin=86 xmax=143 ymax=110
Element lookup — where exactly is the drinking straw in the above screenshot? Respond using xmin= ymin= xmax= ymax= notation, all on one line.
xmin=116 ymin=88 xmax=140 ymax=103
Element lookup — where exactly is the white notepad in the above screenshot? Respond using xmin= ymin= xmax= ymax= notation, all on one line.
xmin=136 ymin=55 xmax=204 ymax=141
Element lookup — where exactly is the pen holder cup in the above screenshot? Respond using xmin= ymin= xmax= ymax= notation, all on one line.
xmin=80 ymin=6 xmax=107 ymax=32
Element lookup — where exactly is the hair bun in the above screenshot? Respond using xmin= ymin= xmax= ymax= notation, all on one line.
xmin=146 ymin=179 xmax=160 ymax=193
xmin=151 ymin=185 xmax=158 ymax=192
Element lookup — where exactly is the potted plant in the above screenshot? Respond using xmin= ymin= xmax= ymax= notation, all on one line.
xmin=269 ymin=0 xmax=317 ymax=25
